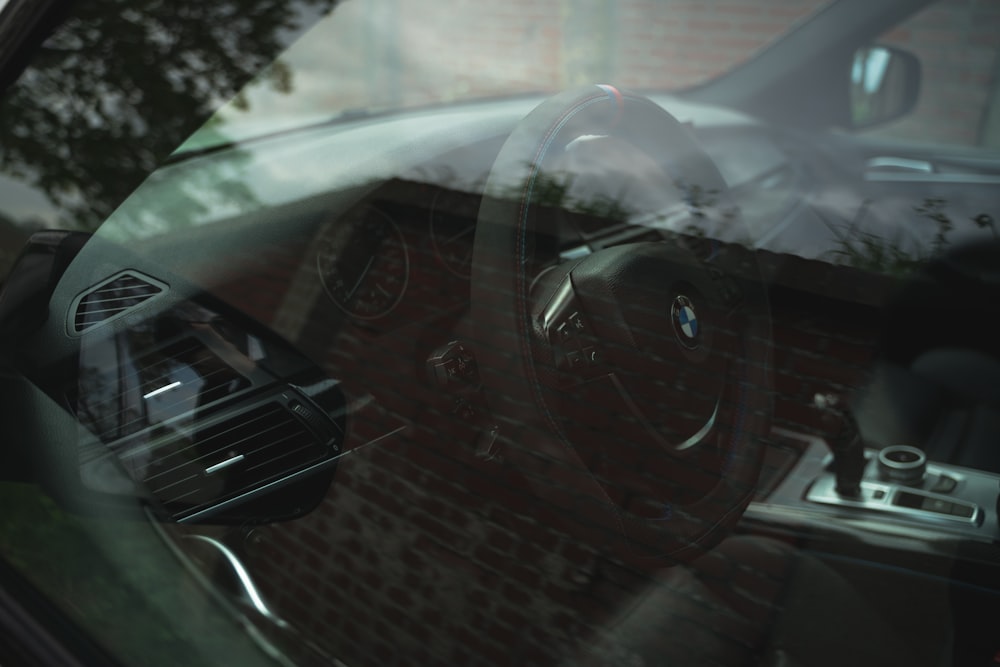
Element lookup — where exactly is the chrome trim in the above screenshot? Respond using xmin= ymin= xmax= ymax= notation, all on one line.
xmin=205 ymin=454 xmax=245 ymax=475
xmin=143 ymin=380 xmax=182 ymax=400
xmin=675 ymin=399 xmax=719 ymax=451
xmin=865 ymin=156 xmax=934 ymax=173
xmin=865 ymin=172 xmax=1000 ymax=184
xmin=184 ymin=535 xmax=287 ymax=626
xmin=146 ymin=513 xmax=290 ymax=663
xmin=765 ymin=429 xmax=1000 ymax=542
xmin=876 ymin=445 xmax=926 ymax=485
xmin=559 ymin=245 xmax=592 ymax=261
xmin=539 ymin=279 xmax=577 ymax=339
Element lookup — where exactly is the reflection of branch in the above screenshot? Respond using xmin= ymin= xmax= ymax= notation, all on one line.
xmin=819 ymin=200 xmax=923 ymax=276
xmin=914 ymin=197 xmax=953 ymax=253
xmin=505 ymin=162 xmax=640 ymax=223
xmin=678 ymin=181 xmax=720 ymax=217
xmin=37 ymin=46 xmax=82 ymax=55
xmin=820 ymin=198 xmax=998 ymax=276
xmin=973 ymin=213 xmax=997 ymax=240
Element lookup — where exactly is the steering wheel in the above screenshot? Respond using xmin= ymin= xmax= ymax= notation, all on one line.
xmin=470 ymin=86 xmax=771 ymax=565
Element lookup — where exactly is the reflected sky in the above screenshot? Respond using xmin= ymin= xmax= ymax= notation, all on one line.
xmin=0 ymin=174 xmax=62 ymax=229
xmin=853 ymin=48 xmax=891 ymax=93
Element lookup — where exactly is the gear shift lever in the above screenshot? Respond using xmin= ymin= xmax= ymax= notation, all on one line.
xmin=814 ymin=393 xmax=867 ymax=497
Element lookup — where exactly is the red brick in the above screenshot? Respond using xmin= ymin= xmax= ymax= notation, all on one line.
xmin=790 ymin=353 xmax=867 ymax=388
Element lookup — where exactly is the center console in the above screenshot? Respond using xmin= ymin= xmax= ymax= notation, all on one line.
xmin=753 ymin=428 xmax=1000 ymax=544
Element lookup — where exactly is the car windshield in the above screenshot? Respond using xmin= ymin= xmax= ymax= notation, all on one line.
xmin=1 ymin=1 xmax=1000 ymax=666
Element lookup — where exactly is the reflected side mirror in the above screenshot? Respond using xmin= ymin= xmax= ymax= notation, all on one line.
xmin=848 ymin=44 xmax=921 ymax=129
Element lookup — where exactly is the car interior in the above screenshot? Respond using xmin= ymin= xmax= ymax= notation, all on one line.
xmin=0 ymin=0 xmax=999 ymax=665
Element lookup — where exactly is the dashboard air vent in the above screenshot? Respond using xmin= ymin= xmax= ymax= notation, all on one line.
xmin=71 ymin=270 xmax=167 ymax=334
xmin=140 ymin=401 xmax=330 ymax=515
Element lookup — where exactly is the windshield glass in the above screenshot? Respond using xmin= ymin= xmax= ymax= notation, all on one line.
xmin=180 ymin=0 xmax=831 ymax=152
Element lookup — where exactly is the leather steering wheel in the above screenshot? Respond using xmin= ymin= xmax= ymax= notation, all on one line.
xmin=470 ymin=86 xmax=771 ymax=565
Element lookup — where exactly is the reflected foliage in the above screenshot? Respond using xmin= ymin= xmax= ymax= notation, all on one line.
xmin=0 ymin=0 xmax=334 ymax=230
xmin=824 ymin=197 xmax=998 ymax=276
xmin=824 ymin=201 xmax=924 ymax=276
xmin=537 ymin=172 xmax=634 ymax=224
xmin=525 ymin=164 xmax=734 ymax=235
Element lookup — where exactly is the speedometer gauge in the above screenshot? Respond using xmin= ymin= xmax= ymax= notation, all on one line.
xmin=317 ymin=206 xmax=410 ymax=320
xmin=429 ymin=190 xmax=476 ymax=279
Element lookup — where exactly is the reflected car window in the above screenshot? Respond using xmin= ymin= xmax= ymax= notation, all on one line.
xmin=0 ymin=1 xmax=999 ymax=666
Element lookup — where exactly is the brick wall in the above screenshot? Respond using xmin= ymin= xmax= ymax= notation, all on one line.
xmin=876 ymin=0 xmax=1000 ymax=146
xmin=614 ymin=0 xmax=825 ymax=91
xmin=316 ymin=0 xmax=827 ymax=109
xmin=206 ymin=224 xmax=887 ymax=665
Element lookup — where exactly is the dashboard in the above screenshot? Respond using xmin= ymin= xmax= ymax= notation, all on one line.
xmin=68 ymin=94 xmax=844 ymax=461
xmin=22 ymin=88 xmax=998 ymax=533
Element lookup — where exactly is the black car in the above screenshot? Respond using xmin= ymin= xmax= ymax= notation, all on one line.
xmin=0 ymin=0 xmax=999 ymax=665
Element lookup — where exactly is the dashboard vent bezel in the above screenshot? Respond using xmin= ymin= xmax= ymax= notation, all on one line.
xmin=69 ymin=270 xmax=168 ymax=335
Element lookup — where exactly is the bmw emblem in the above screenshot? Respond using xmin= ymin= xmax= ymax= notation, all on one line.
xmin=671 ymin=295 xmax=700 ymax=349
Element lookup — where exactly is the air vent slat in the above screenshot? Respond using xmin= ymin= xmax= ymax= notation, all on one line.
xmin=144 ymin=415 xmax=299 ymax=481
xmin=197 ymin=410 xmax=294 ymax=453
xmin=82 ymin=296 xmax=151 ymax=311
xmin=156 ymin=487 xmax=202 ymax=504
xmin=244 ymin=429 xmax=311 ymax=461
xmin=245 ymin=440 xmax=320 ymax=472
xmin=151 ymin=473 xmax=200 ymax=496
xmin=81 ymin=302 xmax=132 ymax=313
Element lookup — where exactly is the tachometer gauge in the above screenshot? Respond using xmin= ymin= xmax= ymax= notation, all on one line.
xmin=317 ymin=206 xmax=410 ymax=320
xmin=429 ymin=190 xmax=476 ymax=279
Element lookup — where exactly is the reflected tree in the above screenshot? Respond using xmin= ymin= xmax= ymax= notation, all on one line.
xmin=824 ymin=197 xmax=998 ymax=276
xmin=0 ymin=0 xmax=335 ymax=231
xmin=823 ymin=200 xmax=923 ymax=276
